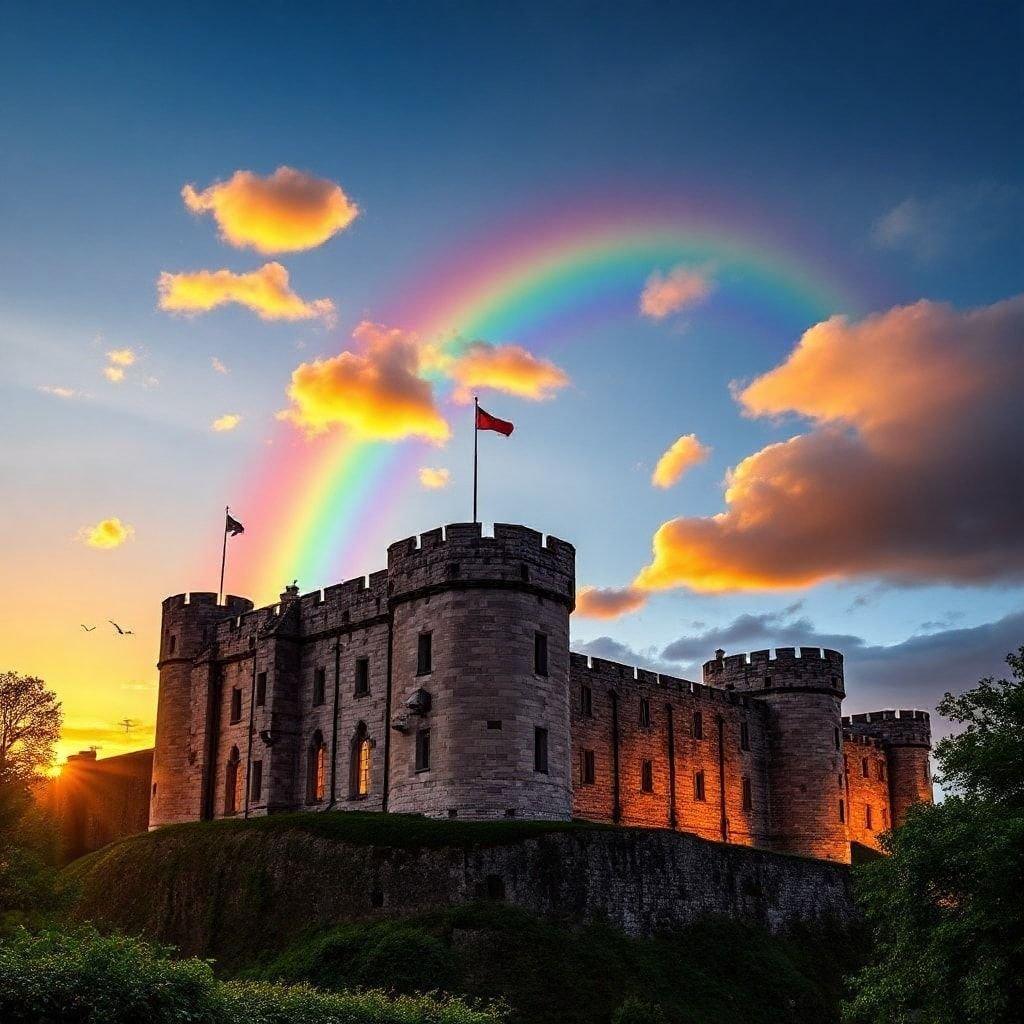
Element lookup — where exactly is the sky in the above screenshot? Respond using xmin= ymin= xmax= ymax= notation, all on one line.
xmin=1 ymin=1 xmax=1022 ymax=765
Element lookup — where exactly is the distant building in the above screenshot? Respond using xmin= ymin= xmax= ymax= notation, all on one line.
xmin=150 ymin=522 xmax=932 ymax=863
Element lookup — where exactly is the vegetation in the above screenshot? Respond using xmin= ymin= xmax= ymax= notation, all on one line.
xmin=241 ymin=903 xmax=859 ymax=1024
xmin=0 ymin=925 xmax=505 ymax=1024
xmin=844 ymin=648 xmax=1024 ymax=1024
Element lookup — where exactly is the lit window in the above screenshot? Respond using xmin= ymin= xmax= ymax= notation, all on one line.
xmin=225 ymin=747 xmax=242 ymax=814
xmin=357 ymin=739 xmax=371 ymax=796
xmin=307 ymin=732 xmax=326 ymax=803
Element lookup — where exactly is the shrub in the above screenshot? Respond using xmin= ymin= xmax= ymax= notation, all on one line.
xmin=611 ymin=997 xmax=669 ymax=1024
xmin=0 ymin=925 xmax=505 ymax=1024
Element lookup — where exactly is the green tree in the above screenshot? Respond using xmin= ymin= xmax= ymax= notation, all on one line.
xmin=844 ymin=649 xmax=1024 ymax=1024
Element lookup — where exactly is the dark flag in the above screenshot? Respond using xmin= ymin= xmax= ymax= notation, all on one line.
xmin=226 ymin=512 xmax=245 ymax=536
xmin=475 ymin=405 xmax=514 ymax=436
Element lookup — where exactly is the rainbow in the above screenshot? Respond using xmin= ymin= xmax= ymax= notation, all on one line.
xmin=228 ymin=195 xmax=865 ymax=603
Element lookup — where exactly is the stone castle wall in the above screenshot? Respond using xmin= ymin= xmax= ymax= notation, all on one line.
xmin=149 ymin=522 xmax=933 ymax=865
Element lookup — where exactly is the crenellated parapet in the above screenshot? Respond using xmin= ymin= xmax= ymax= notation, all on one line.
xmin=159 ymin=592 xmax=254 ymax=664
xmin=842 ymin=709 xmax=931 ymax=748
xmin=703 ymin=647 xmax=845 ymax=699
xmin=387 ymin=522 xmax=575 ymax=608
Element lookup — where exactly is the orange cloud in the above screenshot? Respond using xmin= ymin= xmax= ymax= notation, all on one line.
xmin=640 ymin=265 xmax=713 ymax=319
xmin=211 ymin=413 xmax=242 ymax=432
xmin=103 ymin=366 xmax=125 ymax=383
xmin=418 ymin=466 xmax=451 ymax=489
xmin=651 ymin=433 xmax=710 ymax=488
xmin=182 ymin=167 xmax=358 ymax=253
xmin=107 ymin=348 xmax=136 ymax=367
xmin=633 ymin=295 xmax=1024 ymax=593
xmin=277 ymin=320 xmax=450 ymax=443
xmin=211 ymin=357 xmax=229 ymax=374
xmin=157 ymin=262 xmax=335 ymax=322
xmin=575 ymin=586 xmax=648 ymax=619
xmin=38 ymin=385 xmax=79 ymax=399
xmin=446 ymin=342 xmax=570 ymax=404
xmin=80 ymin=518 xmax=134 ymax=550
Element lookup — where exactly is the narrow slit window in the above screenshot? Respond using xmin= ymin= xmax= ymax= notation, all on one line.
xmin=639 ymin=698 xmax=651 ymax=728
xmin=417 ymin=632 xmax=432 ymax=675
xmin=861 ymin=757 xmax=869 ymax=778
xmin=313 ymin=667 xmax=326 ymax=706
xmin=415 ymin=728 xmax=431 ymax=772
xmin=839 ymin=798 xmax=846 ymax=823
xmin=354 ymin=657 xmax=370 ymax=696
xmin=741 ymin=776 xmax=752 ymax=810
xmin=250 ymin=760 xmax=263 ymax=802
xmin=581 ymin=749 xmax=595 ymax=785
xmin=580 ymin=685 xmax=593 ymax=717
xmin=694 ymin=770 xmax=706 ymax=801
xmin=740 ymin=721 xmax=750 ymax=751
xmin=534 ymin=632 xmax=548 ymax=676
xmin=534 ymin=726 xmax=548 ymax=774
xmin=641 ymin=760 xmax=654 ymax=792
xmin=256 ymin=672 xmax=267 ymax=707
xmin=693 ymin=711 xmax=703 ymax=740
xmin=229 ymin=687 xmax=242 ymax=724
xmin=865 ymin=804 xmax=873 ymax=830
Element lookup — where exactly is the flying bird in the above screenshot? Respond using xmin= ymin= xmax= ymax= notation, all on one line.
xmin=80 ymin=624 xmax=96 ymax=632
xmin=108 ymin=620 xmax=134 ymax=636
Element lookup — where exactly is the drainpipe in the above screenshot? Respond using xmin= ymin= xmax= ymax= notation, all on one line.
xmin=327 ymin=638 xmax=341 ymax=808
xmin=666 ymin=704 xmax=677 ymax=829
xmin=717 ymin=714 xmax=728 ymax=842
xmin=611 ymin=691 xmax=621 ymax=823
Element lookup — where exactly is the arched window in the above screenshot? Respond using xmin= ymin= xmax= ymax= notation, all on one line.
xmin=307 ymin=730 xmax=326 ymax=803
xmin=224 ymin=746 xmax=242 ymax=815
xmin=349 ymin=721 xmax=372 ymax=798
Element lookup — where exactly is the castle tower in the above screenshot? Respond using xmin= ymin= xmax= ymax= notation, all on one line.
xmin=385 ymin=523 xmax=576 ymax=820
xmin=843 ymin=710 xmax=933 ymax=826
xmin=703 ymin=648 xmax=848 ymax=861
xmin=151 ymin=592 xmax=252 ymax=828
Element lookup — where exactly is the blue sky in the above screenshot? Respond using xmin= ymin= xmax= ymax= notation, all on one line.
xmin=1 ymin=1 xmax=1022 ymax=757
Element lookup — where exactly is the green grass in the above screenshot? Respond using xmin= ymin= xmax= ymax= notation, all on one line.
xmin=239 ymin=903 xmax=862 ymax=1024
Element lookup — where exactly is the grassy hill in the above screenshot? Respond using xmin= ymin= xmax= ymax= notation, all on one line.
xmin=57 ymin=813 xmax=863 ymax=1024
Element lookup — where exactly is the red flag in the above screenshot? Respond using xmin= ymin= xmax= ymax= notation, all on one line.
xmin=476 ymin=405 xmax=514 ymax=436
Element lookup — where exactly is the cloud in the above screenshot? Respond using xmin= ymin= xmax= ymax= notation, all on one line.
xmin=573 ymin=636 xmax=676 ymax=675
xmin=633 ymin=295 xmax=1024 ymax=594
xmin=158 ymin=263 xmax=335 ymax=322
xmin=651 ymin=433 xmax=710 ymax=488
xmin=871 ymin=183 xmax=1020 ymax=263
xmin=419 ymin=466 xmax=451 ymax=489
xmin=106 ymin=348 xmax=135 ymax=367
xmin=640 ymin=265 xmax=713 ymax=319
xmin=277 ymin=320 xmax=450 ymax=443
xmin=211 ymin=357 xmax=229 ymax=374
xmin=38 ymin=385 xmax=79 ymax=399
xmin=103 ymin=366 xmax=125 ymax=383
xmin=575 ymin=585 xmax=648 ymax=619
xmin=445 ymin=342 xmax=570 ymax=403
xmin=80 ymin=517 xmax=134 ymax=549
xmin=181 ymin=166 xmax=358 ymax=253
xmin=211 ymin=413 xmax=242 ymax=432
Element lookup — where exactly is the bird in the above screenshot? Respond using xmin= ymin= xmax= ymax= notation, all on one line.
xmin=108 ymin=620 xmax=134 ymax=636
xmin=81 ymin=624 xmax=96 ymax=632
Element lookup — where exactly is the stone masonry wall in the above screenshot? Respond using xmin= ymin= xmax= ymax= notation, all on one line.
xmin=842 ymin=736 xmax=891 ymax=851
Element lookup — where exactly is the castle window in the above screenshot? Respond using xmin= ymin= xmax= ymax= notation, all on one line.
xmin=581 ymin=749 xmax=595 ymax=785
xmin=152 ymin=782 xmax=157 ymax=797
xmin=694 ymin=770 xmax=706 ymax=802
xmin=487 ymin=720 xmax=502 ymax=730
xmin=313 ymin=667 xmax=326 ymax=706
xmin=763 ymin=675 xmax=771 ymax=688
xmin=740 ymin=721 xmax=750 ymax=751
xmin=534 ymin=632 xmax=548 ymax=676
xmin=877 ymin=761 xmax=886 ymax=781
xmin=354 ymin=657 xmax=370 ymax=696
xmin=693 ymin=711 xmax=704 ymax=740
xmin=415 ymin=728 xmax=431 ymax=772
xmin=865 ymin=804 xmax=873 ymax=830
xmin=250 ymin=760 xmax=263 ymax=802
xmin=417 ymin=632 xmax=432 ymax=675
xmin=534 ymin=727 xmax=549 ymax=774
xmin=881 ymin=806 xmax=889 ymax=829
xmin=742 ymin=776 xmax=752 ymax=810
xmin=639 ymin=698 xmax=651 ymax=728
xmin=861 ymin=757 xmax=869 ymax=778
xmin=229 ymin=687 xmax=242 ymax=724
xmin=834 ymin=727 xmax=841 ymax=750
xmin=256 ymin=672 xmax=267 ymax=707
xmin=520 ymin=563 xmax=530 ymax=582
xmin=168 ymin=634 xmax=176 ymax=655
xmin=641 ymin=760 xmax=654 ymax=793
xmin=580 ymin=685 xmax=593 ymax=717
xmin=224 ymin=746 xmax=242 ymax=815
xmin=350 ymin=722 xmax=371 ymax=798
xmin=839 ymin=798 xmax=846 ymax=823
xmin=306 ymin=731 xmax=326 ymax=803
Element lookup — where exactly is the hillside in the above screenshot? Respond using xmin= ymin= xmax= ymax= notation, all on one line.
xmin=57 ymin=813 xmax=863 ymax=1024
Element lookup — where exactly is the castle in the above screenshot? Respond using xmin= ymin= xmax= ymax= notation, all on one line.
xmin=151 ymin=522 xmax=933 ymax=863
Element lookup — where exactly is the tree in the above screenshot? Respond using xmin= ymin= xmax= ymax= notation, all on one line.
xmin=844 ymin=649 xmax=1024 ymax=1024
xmin=0 ymin=671 xmax=62 ymax=795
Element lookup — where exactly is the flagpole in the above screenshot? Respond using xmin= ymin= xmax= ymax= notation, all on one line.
xmin=473 ymin=397 xmax=479 ymax=524
xmin=219 ymin=506 xmax=229 ymax=604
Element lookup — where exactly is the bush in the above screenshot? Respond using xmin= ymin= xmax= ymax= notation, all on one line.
xmin=0 ymin=925 xmax=505 ymax=1024
xmin=611 ymin=997 xmax=669 ymax=1024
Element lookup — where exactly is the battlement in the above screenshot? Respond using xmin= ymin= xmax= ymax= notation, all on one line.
xmin=702 ymin=647 xmax=845 ymax=697
xmin=162 ymin=592 xmax=253 ymax=615
xmin=843 ymin=730 xmax=885 ymax=751
xmin=387 ymin=522 xmax=575 ymax=606
xmin=843 ymin=709 xmax=931 ymax=747
xmin=568 ymin=652 xmax=765 ymax=711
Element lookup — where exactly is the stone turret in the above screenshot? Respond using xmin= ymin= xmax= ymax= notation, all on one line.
xmin=704 ymin=647 xmax=848 ymax=861
xmin=843 ymin=709 xmax=932 ymax=826
xmin=385 ymin=523 xmax=576 ymax=820
xmin=151 ymin=592 xmax=252 ymax=828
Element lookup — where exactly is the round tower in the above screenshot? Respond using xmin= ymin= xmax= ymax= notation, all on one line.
xmin=385 ymin=523 xmax=576 ymax=821
xmin=151 ymin=592 xmax=252 ymax=828
xmin=843 ymin=709 xmax=932 ymax=827
xmin=703 ymin=647 xmax=848 ymax=861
